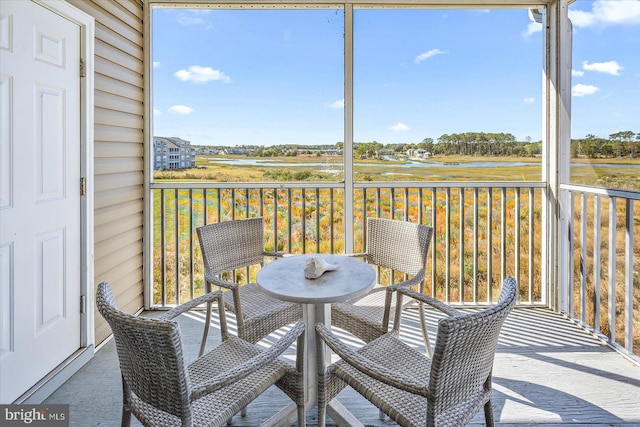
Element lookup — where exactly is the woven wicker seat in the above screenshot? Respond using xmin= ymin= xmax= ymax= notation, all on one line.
xmin=96 ymin=282 xmax=306 ymax=427
xmin=331 ymin=218 xmax=434 ymax=347
xmin=196 ymin=217 xmax=303 ymax=355
xmin=317 ymin=277 xmax=517 ymax=427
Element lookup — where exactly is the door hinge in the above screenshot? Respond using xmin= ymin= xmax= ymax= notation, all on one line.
xmin=80 ymin=177 xmax=86 ymax=196
xmin=80 ymin=58 xmax=85 ymax=78
xmin=80 ymin=295 xmax=86 ymax=314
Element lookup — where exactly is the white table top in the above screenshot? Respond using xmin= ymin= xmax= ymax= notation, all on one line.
xmin=257 ymin=254 xmax=376 ymax=304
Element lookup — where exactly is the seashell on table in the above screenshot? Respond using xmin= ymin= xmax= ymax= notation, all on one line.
xmin=304 ymin=257 xmax=340 ymax=279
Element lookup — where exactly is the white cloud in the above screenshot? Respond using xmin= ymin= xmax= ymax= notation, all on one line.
xmin=168 ymin=105 xmax=194 ymax=114
xmin=177 ymin=10 xmax=212 ymax=26
xmin=569 ymin=0 xmax=640 ymax=28
xmin=523 ymin=22 xmax=542 ymax=37
xmin=414 ymin=49 xmax=445 ymax=64
xmin=582 ymin=60 xmax=623 ymax=76
xmin=328 ymin=99 xmax=344 ymax=109
xmin=572 ymin=69 xmax=585 ymax=77
xmin=389 ymin=122 xmax=409 ymax=131
xmin=153 ymin=61 xmax=161 ymax=68
xmin=523 ymin=97 xmax=535 ymax=104
xmin=572 ymin=84 xmax=599 ymax=97
xmin=153 ymin=108 xmax=161 ymax=115
xmin=174 ymin=66 xmax=231 ymax=84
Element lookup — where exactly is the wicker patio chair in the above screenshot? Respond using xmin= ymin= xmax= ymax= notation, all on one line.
xmin=316 ymin=277 xmax=517 ymax=427
xmin=197 ymin=217 xmax=303 ymax=355
xmin=96 ymin=282 xmax=306 ymax=427
xmin=331 ymin=218 xmax=434 ymax=349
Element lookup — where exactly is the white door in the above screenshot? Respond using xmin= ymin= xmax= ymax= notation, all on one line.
xmin=0 ymin=0 xmax=82 ymax=403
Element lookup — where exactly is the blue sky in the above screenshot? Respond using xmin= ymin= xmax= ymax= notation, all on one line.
xmin=152 ymin=0 xmax=640 ymax=147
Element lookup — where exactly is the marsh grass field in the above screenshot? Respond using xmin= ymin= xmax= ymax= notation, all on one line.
xmin=155 ymin=154 xmax=640 ymax=189
xmin=152 ymin=154 xmax=640 ymax=354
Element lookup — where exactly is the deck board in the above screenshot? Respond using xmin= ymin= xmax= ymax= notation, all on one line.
xmin=44 ymin=307 xmax=640 ymax=426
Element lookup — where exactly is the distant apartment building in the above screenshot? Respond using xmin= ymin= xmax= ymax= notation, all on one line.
xmin=153 ymin=136 xmax=196 ymax=170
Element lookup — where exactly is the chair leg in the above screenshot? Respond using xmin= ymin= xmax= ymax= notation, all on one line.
xmin=418 ymin=301 xmax=433 ymax=357
xmin=484 ymin=399 xmax=495 ymax=427
xmin=379 ymin=409 xmax=386 ymax=420
xmin=317 ymin=375 xmax=327 ymax=427
xmin=121 ymin=404 xmax=131 ymax=427
xmin=199 ymin=300 xmax=213 ymax=357
xmin=120 ymin=377 xmax=132 ymax=427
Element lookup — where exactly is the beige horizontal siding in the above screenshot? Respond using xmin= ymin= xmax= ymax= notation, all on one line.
xmin=95 ymin=56 xmax=144 ymax=89
xmin=94 ymin=187 xmax=143 ymax=211
xmin=95 ymin=90 xmax=144 ymax=116
xmin=95 ymin=125 xmax=143 ymax=144
xmin=95 ymin=73 xmax=143 ymax=103
xmin=69 ymin=0 xmax=145 ymax=345
xmin=94 ymin=141 xmax=144 ymax=158
xmin=95 ymin=201 xmax=144 ymax=228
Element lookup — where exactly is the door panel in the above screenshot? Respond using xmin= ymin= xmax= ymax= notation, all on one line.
xmin=0 ymin=0 xmax=81 ymax=403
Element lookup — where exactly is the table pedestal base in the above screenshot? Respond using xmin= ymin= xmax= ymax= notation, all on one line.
xmin=262 ymin=303 xmax=364 ymax=427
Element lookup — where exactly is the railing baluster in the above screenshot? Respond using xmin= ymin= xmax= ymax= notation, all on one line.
xmin=287 ymin=188 xmax=292 ymax=254
xmin=459 ymin=188 xmax=464 ymax=303
xmin=330 ymin=189 xmax=334 ymax=254
xmin=528 ymin=188 xmax=534 ymax=303
xmin=501 ymin=187 xmax=507 ymax=284
xmin=390 ymin=187 xmax=395 ymax=220
xmin=216 ymin=188 xmax=221 ymax=223
xmin=580 ymin=192 xmax=587 ymax=324
xmin=174 ymin=189 xmax=180 ymax=305
xmin=473 ymin=187 xmax=478 ymax=302
xmin=608 ymin=197 xmax=617 ymax=344
xmin=515 ymin=187 xmax=521 ymax=301
xmin=593 ymin=194 xmax=601 ymax=334
xmin=404 ymin=187 xmax=409 ymax=221
xmin=302 ymin=188 xmax=306 ymax=254
xmin=161 ymin=189 xmax=166 ymax=306
xmin=231 ymin=188 xmax=236 ymax=220
xmin=445 ymin=187 xmax=451 ymax=303
xmin=568 ymin=191 xmax=575 ymax=319
xmin=624 ymin=199 xmax=634 ymax=353
xmin=487 ymin=187 xmax=493 ymax=302
xmin=189 ymin=188 xmax=194 ymax=300
xmin=316 ymin=188 xmax=320 ymax=253
xmin=430 ymin=188 xmax=436 ymax=297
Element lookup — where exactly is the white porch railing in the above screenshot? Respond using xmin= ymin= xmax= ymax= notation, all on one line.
xmin=560 ymin=184 xmax=640 ymax=360
xmin=150 ymin=181 xmax=639 ymax=358
xmin=151 ymin=181 xmax=548 ymax=307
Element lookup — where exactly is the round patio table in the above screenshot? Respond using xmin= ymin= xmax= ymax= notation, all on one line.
xmin=257 ymin=254 xmax=376 ymax=426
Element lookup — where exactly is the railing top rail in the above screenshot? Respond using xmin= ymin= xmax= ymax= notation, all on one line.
xmin=354 ymin=181 xmax=547 ymax=189
xmin=560 ymin=183 xmax=640 ymax=201
xmin=151 ymin=181 xmax=547 ymax=190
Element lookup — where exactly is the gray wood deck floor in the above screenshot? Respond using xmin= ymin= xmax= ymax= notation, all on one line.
xmin=44 ymin=307 xmax=640 ymax=426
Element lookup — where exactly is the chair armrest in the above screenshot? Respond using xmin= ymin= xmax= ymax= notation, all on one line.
xmin=343 ymin=252 xmax=366 ymax=258
xmin=386 ymin=269 xmax=425 ymax=292
xmin=190 ymin=322 xmax=306 ymax=400
xmin=262 ymin=251 xmax=285 ymax=258
xmin=158 ymin=291 xmax=223 ymax=321
xmin=315 ymin=324 xmax=430 ymax=398
xmin=205 ymin=271 xmax=239 ymax=290
xmin=398 ymin=288 xmax=461 ymax=317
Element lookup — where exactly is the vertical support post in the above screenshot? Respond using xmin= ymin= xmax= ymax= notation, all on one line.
xmin=546 ymin=0 xmax=572 ymax=313
xmin=343 ymin=4 xmax=354 ymax=254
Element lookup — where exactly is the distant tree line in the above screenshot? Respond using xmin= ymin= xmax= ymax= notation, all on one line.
xmin=351 ymin=130 xmax=638 ymax=159
xmin=571 ymin=131 xmax=639 ymax=159
xmin=195 ymin=130 xmax=639 ymax=159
